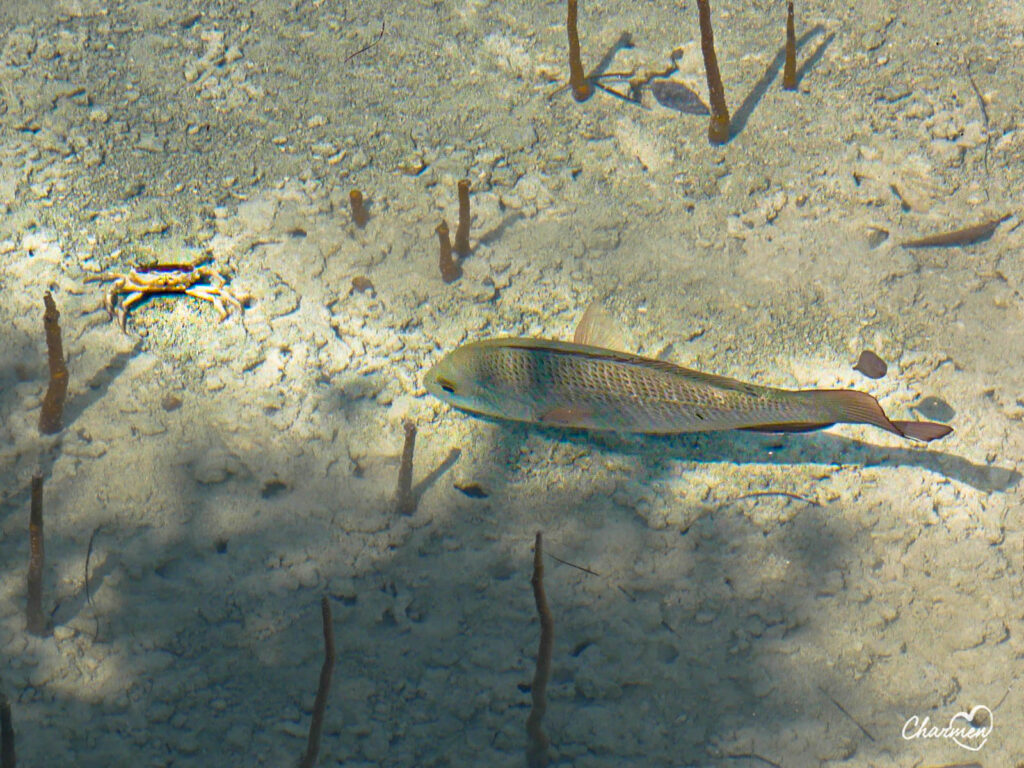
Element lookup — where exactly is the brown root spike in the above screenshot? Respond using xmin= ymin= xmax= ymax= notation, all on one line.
xmin=696 ymin=0 xmax=730 ymax=144
xmin=394 ymin=420 xmax=418 ymax=515
xmin=526 ymin=532 xmax=553 ymax=768
xmin=455 ymin=179 xmax=472 ymax=256
xmin=783 ymin=1 xmax=797 ymax=90
xmin=349 ymin=188 xmax=368 ymax=228
xmin=567 ymin=0 xmax=592 ymax=102
xmin=437 ymin=220 xmax=462 ymax=283
xmin=39 ymin=292 xmax=69 ymax=435
xmin=1 ymin=694 xmax=14 ymax=768
xmin=27 ymin=474 xmax=50 ymax=637
xmin=298 ymin=596 xmax=335 ymax=768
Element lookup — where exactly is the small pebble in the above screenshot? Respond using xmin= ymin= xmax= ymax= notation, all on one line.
xmin=866 ymin=227 xmax=889 ymax=249
xmin=454 ymin=483 xmax=489 ymax=499
xmin=351 ymin=275 xmax=375 ymax=294
xmin=853 ymin=350 xmax=887 ymax=379
xmin=161 ymin=394 xmax=183 ymax=411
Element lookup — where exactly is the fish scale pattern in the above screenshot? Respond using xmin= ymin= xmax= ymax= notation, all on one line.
xmin=480 ymin=343 xmax=811 ymax=433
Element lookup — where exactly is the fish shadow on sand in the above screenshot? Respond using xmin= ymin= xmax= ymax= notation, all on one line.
xmin=471 ymin=416 xmax=1018 ymax=494
xmin=650 ymin=430 xmax=1018 ymax=494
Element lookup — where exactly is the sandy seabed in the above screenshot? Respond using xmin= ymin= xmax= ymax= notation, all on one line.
xmin=1 ymin=0 xmax=1023 ymax=765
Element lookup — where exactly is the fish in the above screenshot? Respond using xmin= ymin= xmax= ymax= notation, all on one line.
xmin=424 ymin=306 xmax=953 ymax=443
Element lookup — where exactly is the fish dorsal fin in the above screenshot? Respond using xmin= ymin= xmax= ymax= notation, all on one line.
xmin=574 ymin=301 xmax=628 ymax=351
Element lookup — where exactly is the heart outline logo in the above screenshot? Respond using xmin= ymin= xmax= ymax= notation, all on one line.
xmin=948 ymin=705 xmax=993 ymax=752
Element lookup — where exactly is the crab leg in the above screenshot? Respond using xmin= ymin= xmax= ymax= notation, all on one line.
xmin=185 ymin=287 xmax=231 ymax=321
xmin=116 ymin=291 xmax=148 ymax=332
xmin=102 ymin=279 xmax=127 ymax=320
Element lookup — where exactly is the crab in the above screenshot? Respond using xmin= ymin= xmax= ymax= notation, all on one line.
xmin=86 ymin=261 xmax=247 ymax=332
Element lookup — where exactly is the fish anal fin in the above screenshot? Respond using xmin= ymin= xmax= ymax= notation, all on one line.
xmin=740 ymin=422 xmax=835 ymax=434
xmin=574 ymin=301 xmax=628 ymax=351
xmin=890 ymin=420 xmax=953 ymax=442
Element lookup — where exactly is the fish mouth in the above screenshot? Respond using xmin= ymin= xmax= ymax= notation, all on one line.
xmin=424 ymin=355 xmax=459 ymax=399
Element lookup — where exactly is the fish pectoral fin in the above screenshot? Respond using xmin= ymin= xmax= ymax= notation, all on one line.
xmin=740 ymin=422 xmax=836 ymax=434
xmin=574 ymin=301 xmax=629 ymax=351
xmin=538 ymin=406 xmax=593 ymax=426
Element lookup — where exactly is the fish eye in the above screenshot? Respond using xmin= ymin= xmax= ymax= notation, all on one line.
xmin=436 ymin=377 xmax=457 ymax=394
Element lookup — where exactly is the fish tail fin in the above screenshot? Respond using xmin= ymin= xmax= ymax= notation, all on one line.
xmin=806 ymin=390 xmax=953 ymax=443
xmin=890 ymin=420 xmax=954 ymax=442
